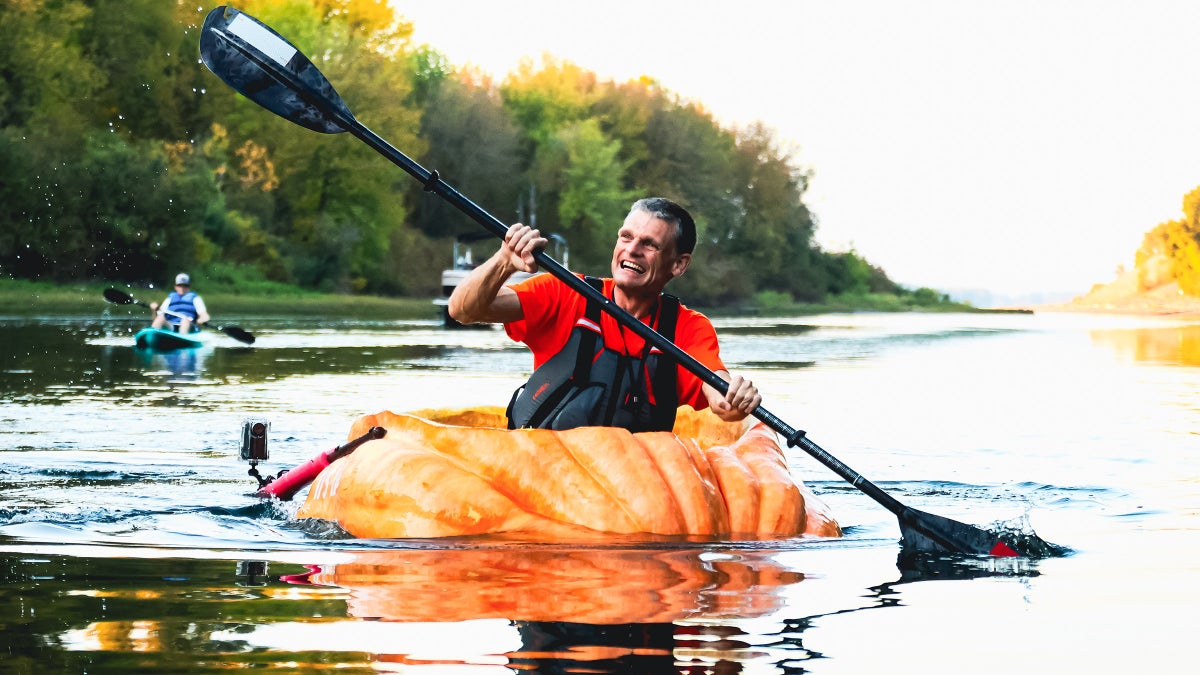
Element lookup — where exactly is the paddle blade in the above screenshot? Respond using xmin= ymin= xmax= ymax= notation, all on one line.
xmin=221 ymin=325 xmax=256 ymax=345
xmin=199 ymin=6 xmax=354 ymax=134
xmin=103 ymin=288 xmax=137 ymax=305
xmin=899 ymin=507 xmax=1019 ymax=557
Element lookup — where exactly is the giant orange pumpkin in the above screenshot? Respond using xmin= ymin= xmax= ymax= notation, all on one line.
xmin=295 ymin=407 xmax=841 ymax=540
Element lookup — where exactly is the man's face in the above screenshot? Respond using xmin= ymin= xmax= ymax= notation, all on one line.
xmin=610 ymin=210 xmax=691 ymax=298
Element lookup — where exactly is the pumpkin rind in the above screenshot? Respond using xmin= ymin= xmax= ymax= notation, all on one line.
xmin=296 ymin=407 xmax=841 ymax=539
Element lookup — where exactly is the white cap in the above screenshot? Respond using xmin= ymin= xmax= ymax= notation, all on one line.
xmin=175 ymin=273 xmax=190 ymax=285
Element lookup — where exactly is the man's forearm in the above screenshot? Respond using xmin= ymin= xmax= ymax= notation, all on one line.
xmin=447 ymin=253 xmax=518 ymax=324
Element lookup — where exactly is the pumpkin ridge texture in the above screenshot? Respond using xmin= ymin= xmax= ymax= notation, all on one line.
xmin=296 ymin=406 xmax=841 ymax=540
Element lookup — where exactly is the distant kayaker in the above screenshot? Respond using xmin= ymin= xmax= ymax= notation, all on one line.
xmin=449 ymin=197 xmax=761 ymax=432
xmin=150 ymin=273 xmax=210 ymax=334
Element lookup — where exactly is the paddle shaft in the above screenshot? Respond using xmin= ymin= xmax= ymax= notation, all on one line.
xmin=108 ymin=290 xmax=185 ymax=317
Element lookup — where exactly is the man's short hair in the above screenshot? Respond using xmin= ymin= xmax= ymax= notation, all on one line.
xmin=631 ymin=197 xmax=696 ymax=255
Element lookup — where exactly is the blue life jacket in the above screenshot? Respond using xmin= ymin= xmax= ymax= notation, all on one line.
xmin=165 ymin=291 xmax=199 ymax=325
xmin=506 ymin=277 xmax=680 ymax=432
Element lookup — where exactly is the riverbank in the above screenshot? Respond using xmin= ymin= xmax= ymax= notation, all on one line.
xmin=0 ymin=279 xmax=436 ymax=320
xmin=1020 ymin=269 xmax=1200 ymax=321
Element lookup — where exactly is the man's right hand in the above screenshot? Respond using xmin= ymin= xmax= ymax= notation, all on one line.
xmin=448 ymin=223 xmax=543 ymax=325
xmin=503 ymin=223 xmax=547 ymax=273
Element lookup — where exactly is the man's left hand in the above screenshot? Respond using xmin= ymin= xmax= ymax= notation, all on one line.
xmin=710 ymin=373 xmax=761 ymax=422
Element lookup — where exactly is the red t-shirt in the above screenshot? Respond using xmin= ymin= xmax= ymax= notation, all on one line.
xmin=504 ymin=273 xmax=725 ymax=410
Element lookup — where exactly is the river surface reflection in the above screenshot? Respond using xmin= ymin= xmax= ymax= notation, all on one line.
xmin=1 ymin=310 xmax=1197 ymax=673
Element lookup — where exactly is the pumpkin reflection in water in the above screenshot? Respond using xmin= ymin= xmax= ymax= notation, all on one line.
xmin=297 ymin=407 xmax=842 ymax=540
xmin=309 ymin=547 xmax=803 ymax=624
xmin=305 ymin=545 xmax=807 ymax=670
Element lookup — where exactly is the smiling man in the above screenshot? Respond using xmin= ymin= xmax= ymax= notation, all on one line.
xmin=449 ymin=197 xmax=760 ymax=431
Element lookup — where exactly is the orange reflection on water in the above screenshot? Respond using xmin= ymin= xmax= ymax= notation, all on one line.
xmin=307 ymin=545 xmax=806 ymax=625
xmin=65 ymin=620 xmax=163 ymax=653
xmin=1090 ymin=324 xmax=1200 ymax=366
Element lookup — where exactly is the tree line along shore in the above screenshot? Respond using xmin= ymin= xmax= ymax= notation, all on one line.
xmin=3 ymin=0 xmax=956 ymax=311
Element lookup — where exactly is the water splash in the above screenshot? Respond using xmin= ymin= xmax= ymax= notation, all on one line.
xmin=990 ymin=513 xmax=1073 ymax=558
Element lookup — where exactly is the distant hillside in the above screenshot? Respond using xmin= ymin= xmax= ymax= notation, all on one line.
xmin=1033 ymin=255 xmax=1200 ymax=318
xmin=948 ymin=288 xmax=1076 ymax=309
xmin=1028 ymin=182 xmax=1200 ymax=318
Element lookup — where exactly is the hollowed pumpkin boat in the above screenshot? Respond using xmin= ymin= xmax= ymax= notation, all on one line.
xmin=294 ymin=407 xmax=841 ymax=540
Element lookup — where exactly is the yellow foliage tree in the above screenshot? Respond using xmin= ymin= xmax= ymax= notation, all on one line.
xmin=1137 ymin=185 xmax=1200 ymax=296
xmin=502 ymin=54 xmax=601 ymax=145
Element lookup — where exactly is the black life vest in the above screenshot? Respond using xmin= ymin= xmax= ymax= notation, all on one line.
xmin=506 ymin=277 xmax=680 ymax=432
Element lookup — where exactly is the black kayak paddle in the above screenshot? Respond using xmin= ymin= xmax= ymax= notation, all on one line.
xmin=198 ymin=5 xmax=1038 ymax=556
xmin=104 ymin=287 xmax=256 ymax=345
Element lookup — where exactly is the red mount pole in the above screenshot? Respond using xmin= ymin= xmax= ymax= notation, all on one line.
xmin=255 ymin=426 xmax=386 ymax=501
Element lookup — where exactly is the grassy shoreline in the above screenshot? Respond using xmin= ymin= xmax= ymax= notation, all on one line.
xmin=0 ymin=277 xmax=1008 ymax=320
xmin=0 ymin=278 xmax=437 ymax=320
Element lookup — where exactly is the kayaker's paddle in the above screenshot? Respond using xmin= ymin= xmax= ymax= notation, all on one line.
xmin=198 ymin=6 xmax=1028 ymax=557
xmin=103 ymin=287 xmax=256 ymax=345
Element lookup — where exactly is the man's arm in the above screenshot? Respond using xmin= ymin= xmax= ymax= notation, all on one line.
xmin=448 ymin=224 xmax=545 ymax=325
xmin=702 ymin=370 xmax=762 ymax=423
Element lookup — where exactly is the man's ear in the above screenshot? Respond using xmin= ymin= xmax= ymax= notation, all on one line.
xmin=671 ymin=252 xmax=691 ymax=278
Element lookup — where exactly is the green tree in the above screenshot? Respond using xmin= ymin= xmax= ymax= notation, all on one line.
xmin=406 ymin=44 xmax=453 ymax=108
xmin=0 ymin=129 xmax=218 ymax=282
xmin=501 ymin=54 xmax=598 ymax=153
xmin=591 ymin=77 xmax=662 ymax=182
xmin=0 ymin=0 xmax=919 ymax=307
xmin=551 ymin=119 xmax=635 ymax=272
xmin=410 ymin=74 xmax=523 ymax=241
xmin=0 ymin=0 xmax=103 ymax=146
xmin=631 ymin=102 xmax=739 ymax=303
xmin=82 ymin=0 xmax=204 ymax=141
xmin=209 ymin=0 xmax=424 ymax=293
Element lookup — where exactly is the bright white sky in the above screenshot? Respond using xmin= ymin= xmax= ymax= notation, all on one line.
xmin=390 ymin=0 xmax=1200 ymax=299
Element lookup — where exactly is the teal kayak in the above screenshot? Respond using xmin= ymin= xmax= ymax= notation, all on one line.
xmin=134 ymin=327 xmax=203 ymax=351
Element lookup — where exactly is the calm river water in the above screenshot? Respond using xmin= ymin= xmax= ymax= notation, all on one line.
xmin=1 ymin=307 xmax=1197 ymax=673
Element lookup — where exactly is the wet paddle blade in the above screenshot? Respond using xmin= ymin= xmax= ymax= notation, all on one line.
xmin=103 ymin=288 xmax=138 ymax=306
xmin=220 ymin=325 xmax=256 ymax=345
xmin=900 ymin=507 xmax=1019 ymax=557
xmin=199 ymin=6 xmax=354 ymax=134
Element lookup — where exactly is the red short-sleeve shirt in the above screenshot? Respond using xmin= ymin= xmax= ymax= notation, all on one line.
xmin=504 ymin=273 xmax=725 ymax=410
